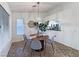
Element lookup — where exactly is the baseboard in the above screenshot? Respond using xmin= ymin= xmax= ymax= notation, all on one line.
xmin=54 ymin=40 xmax=79 ymax=51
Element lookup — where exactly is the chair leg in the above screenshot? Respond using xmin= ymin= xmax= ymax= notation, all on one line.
xmin=51 ymin=42 xmax=54 ymax=56
xmin=44 ymin=41 xmax=46 ymax=56
xmin=31 ymin=49 xmax=32 ymax=57
xmin=40 ymin=51 xmax=41 ymax=57
xmin=31 ymin=49 xmax=34 ymax=57
xmin=23 ymin=42 xmax=26 ymax=51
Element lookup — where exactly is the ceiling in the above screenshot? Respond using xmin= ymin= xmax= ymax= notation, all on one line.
xmin=7 ymin=2 xmax=63 ymax=13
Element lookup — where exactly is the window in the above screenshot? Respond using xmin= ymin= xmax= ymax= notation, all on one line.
xmin=16 ymin=19 xmax=25 ymax=35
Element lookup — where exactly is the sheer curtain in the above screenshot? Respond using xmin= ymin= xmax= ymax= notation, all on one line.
xmin=16 ymin=19 xmax=25 ymax=35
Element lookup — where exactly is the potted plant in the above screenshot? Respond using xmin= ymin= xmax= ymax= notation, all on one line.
xmin=34 ymin=21 xmax=49 ymax=34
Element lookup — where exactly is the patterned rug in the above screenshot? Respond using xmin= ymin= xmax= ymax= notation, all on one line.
xmin=7 ymin=41 xmax=79 ymax=57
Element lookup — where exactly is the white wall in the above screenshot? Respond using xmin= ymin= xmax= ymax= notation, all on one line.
xmin=45 ymin=2 xmax=79 ymax=50
xmin=0 ymin=2 xmax=12 ymax=56
xmin=12 ymin=12 xmax=46 ymax=42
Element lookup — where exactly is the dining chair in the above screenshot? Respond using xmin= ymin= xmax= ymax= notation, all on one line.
xmin=23 ymin=34 xmax=33 ymax=56
xmin=23 ymin=34 xmax=42 ymax=56
xmin=46 ymin=35 xmax=56 ymax=55
xmin=30 ymin=40 xmax=42 ymax=56
xmin=15 ymin=35 xmax=29 ymax=56
xmin=43 ymin=30 xmax=56 ymax=55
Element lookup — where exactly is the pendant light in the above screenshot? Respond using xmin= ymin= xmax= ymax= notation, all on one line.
xmin=36 ymin=2 xmax=42 ymax=22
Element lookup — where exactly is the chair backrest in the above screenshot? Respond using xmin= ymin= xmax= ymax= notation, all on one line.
xmin=23 ymin=34 xmax=32 ymax=46
xmin=23 ymin=34 xmax=27 ymax=42
xmin=31 ymin=40 xmax=42 ymax=50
